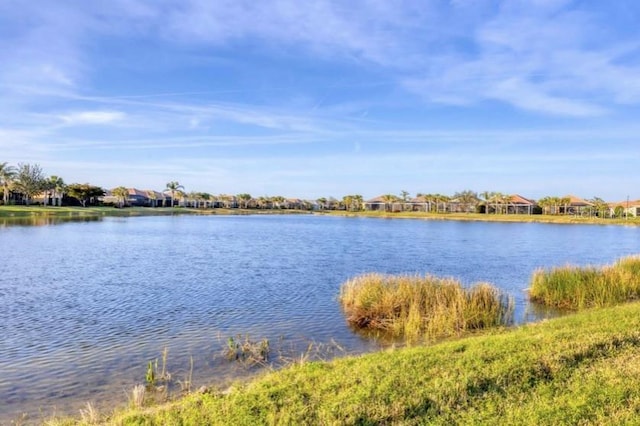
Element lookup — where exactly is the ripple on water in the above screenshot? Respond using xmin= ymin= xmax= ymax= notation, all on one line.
xmin=1 ymin=215 xmax=639 ymax=422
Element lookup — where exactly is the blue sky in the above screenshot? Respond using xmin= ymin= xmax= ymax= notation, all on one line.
xmin=1 ymin=0 xmax=639 ymax=201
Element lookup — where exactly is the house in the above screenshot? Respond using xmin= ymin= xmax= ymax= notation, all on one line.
xmin=506 ymin=194 xmax=536 ymax=215
xmin=480 ymin=194 xmax=536 ymax=214
xmin=364 ymin=195 xmax=402 ymax=212
xmin=562 ymin=195 xmax=593 ymax=215
xmin=608 ymin=199 xmax=640 ymax=217
xmin=102 ymin=188 xmax=168 ymax=207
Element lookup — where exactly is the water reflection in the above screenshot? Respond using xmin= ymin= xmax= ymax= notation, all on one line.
xmin=0 ymin=215 xmax=102 ymax=227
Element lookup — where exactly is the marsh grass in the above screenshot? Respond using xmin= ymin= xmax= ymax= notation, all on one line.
xmin=529 ymin=255 xmax=640 ymax=309
xmin=339 ymin=273 xmax=513 ymax=342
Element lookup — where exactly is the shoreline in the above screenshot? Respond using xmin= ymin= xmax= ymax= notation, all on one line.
xmin=1 ymin=205 xmax=639 ymax=226
xmin=43 ymin=301 xmax=640 ymax=425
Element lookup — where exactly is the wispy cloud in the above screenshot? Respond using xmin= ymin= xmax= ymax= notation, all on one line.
xmin=59 ymin=111 xmax=126 ymax=126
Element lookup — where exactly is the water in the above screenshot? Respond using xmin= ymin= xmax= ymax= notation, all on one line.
xmin=1 ymin=215 xmax=638 ymax=422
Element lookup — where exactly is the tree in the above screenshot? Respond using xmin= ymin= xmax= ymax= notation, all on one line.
xmin=381 ymin=194 xmax=398 ymax=212
xmin=480 ymin=191 xmax=493 ymax=214
xmin=48 ymin=176 xmax=66 ymax=206
xmin=400 ymin=190 xmax=410 ymax=211
xmin=67 ymin=183 xmax=105 ymax=207
xmin=112 ymin=186 xmax=129 ymax=208
xmin=500 ymin=193 xmax=512 ymax=214
xmin=0 ymin=162 xmax=17 ymax=205
xmin=147 ymin=190 xmax=157 ymax=207
xmin=237 ymin=193 xmax=252 ymax=209
xmin=589 ymin=197 xmax=609 ymax=218
xmin=13 ymin=163 xmax=46 ymax=205
xmin=316 ymin=197 xmax=327 ymax=210
xmin=165 ymin=181 xmax=184 ymax=207
xmin=537 ymin=197 xmax=551 ymax=215
xmin=560 ymin=196 xmax=572 ymax=215
xmin=453 ymin=190 xmax=479 ymax=213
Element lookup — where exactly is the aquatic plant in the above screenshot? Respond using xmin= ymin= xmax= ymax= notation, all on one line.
xmin=529 ymin=255 xmax=640 ymax=309
xmin=339 ymin=273 xmax=513 ymax=342
xmin=225 ymin=335 xmax=271 ymax=367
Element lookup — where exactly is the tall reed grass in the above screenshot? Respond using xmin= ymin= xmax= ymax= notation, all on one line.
xmin=339 ymin=273 xmax=513 ymax=342
xmin=529 ymin=255 xmax=640 ymax=309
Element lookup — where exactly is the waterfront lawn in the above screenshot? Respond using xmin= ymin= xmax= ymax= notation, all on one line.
xmin=54 ymin=302 xmax=640 ymax=425
xmin=326 ymin=210 xmax=640 ymax=226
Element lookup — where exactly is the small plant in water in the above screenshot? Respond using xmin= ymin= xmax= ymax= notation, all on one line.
xmin=145 ymin=347 xmax=172 ymax=388
xmin=225 ymin=334 xmax=271 ymax=367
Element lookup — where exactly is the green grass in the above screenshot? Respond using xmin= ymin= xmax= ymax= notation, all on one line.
xmin=529 ymin=255 xmax=640 ymax=310
xmin=339 ymin=273 xmax=513 ymax=342
xmin=46 ymin=302 xmax=640 ymax=425
xmin=324 ymin=210 xmax=640 ymax=226
xmin=0 ymin=206 xmax=311 ymax=221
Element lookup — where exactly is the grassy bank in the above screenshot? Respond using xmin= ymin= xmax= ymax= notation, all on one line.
xmin=0 ymin=205 xmax=201 ymax=218
xmin=325 ymin=210 xmax=640 ymax=226
xmin=0 ymin=206 xmax=311 ymax=220
xmin=48 ymin=302 xmax=640 ymax=425
xmin=529 ymin=255 xmax=640 ymax=309
xmin=339 ymin=273 xmax=513 ymax=342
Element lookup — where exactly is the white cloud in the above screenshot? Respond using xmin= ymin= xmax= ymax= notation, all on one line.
xmin=59 ymin=111 xmax=126 ymax=126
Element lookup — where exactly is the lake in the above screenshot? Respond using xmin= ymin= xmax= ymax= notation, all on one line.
xmin=1 ymin=214 xmax=638 ymax=422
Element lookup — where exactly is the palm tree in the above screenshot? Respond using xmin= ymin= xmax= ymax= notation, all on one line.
xmin=489 ymin=192 xmax=504 ymax=214
xmin=49 ymin=176 xmax=67 ymax=207
xmin=454 ymin=190 xmax=479 ymax=213
xmin=400 ymin=190 xmax=410 ymax=211
xmin=112 ymin=186 xmax=129 ymax=208
xmin=147 ymin=190 xmax=157 ymax=207
xmin=480 ymin=191 xmax=493 ymax=214
xmin=165 ymin=181 xmax=184 ymax=207
xmin=237 ymin=193 xmax=252 ymax=209
xmin=560 ymin=196 xmax=572 ymax=215
xmin=0 ymin=162 xmax=16 ymax=205
xmin=381 ymin=194 xmax=398 ymax=212
xmin=342 ymin=195 xmax=353 ymax=211
xmin=500 ymin=194 xmax=513 ymax=214
xmin=589 ymin=197 xmax=608 ymax=218
xmin=537 ymin=197 xmax=551 ymax=215
xmin=316 ymin=197 xmax=327 ymax=210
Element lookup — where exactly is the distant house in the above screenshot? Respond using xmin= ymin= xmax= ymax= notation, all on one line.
xmin=363 ymin=195 xmax=403 ymax=212
xmin=102 ymin=188 xmax=167 ymax=207
xmin=480 ymin=194 xmax=536 ymax=215
xmin=608 ymin=199 xmax=640 ymax=217
xmin=562 ymin=195 xmax=593 ymax=215
xmin=507 ymin=194 xmax=536 ymax=215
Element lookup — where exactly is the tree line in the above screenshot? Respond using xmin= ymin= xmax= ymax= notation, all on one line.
xmin=0 ymin=162 xmax=624 ymax=217
xmin=0 ymin=162 xmax=105 ymax=207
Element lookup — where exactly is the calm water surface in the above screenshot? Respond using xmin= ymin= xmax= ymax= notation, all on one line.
xmin=1 ymin=215 xmax=639 ymax=421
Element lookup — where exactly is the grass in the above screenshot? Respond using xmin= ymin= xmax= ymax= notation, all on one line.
xmin=529 ymin=255 xmax=640 ymax=310
xmin=339 ymin=273 xmax=513 ymax=343
xmin=46 ymin=302 xmax=640 ymax=425
xmin=325 ymin=210 xmax=640 ymax=226
xmin=0 ymin=205 xmax=311 ymax=221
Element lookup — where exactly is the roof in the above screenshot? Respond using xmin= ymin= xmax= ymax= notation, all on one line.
xmin=565 ymin=195 xmax=593 ymax=207
xmin=608 ymin=199 xmax=640 ymax=208
xmin=509 ymin=194 xmax=535 ymax=205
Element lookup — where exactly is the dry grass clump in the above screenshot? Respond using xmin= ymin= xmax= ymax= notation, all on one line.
xmin=339 ymin=273 xmax=513 ymax=342
xmin=529 ymin=255 xmax=640 ymax=310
